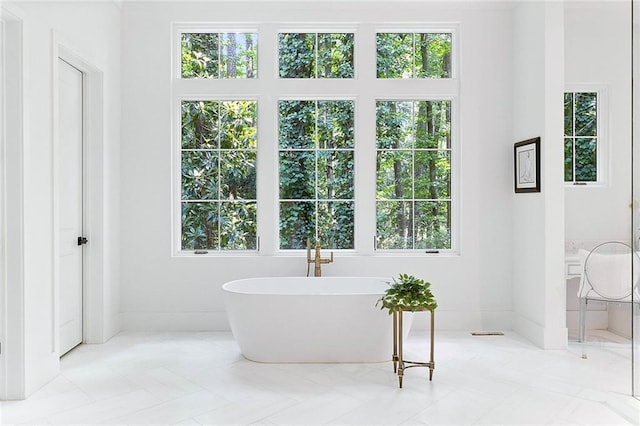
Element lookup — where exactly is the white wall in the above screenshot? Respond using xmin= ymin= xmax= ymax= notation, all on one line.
xmin=120 ymin=1 xmax=515 ymax=332
xmin=564 ymin=1 xmax=632 ymax=338
xmin=3 ymin=0 xmax=121 ymax=397
xmin=564 ymin=1 xmax=632 ymax=247
xmin=1 ymin=6 xmax=26 ymax=400
xmin=511 ymin=1 xmax=567 ymax=349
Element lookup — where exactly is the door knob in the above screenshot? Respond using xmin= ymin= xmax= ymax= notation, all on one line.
xmin=77 ymin=236 xmax=88 ymax=246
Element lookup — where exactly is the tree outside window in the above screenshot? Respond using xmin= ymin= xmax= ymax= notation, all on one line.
xmin=279 ymin=32 xmax=354 ymax=78
xmin=175 ymin=25 xmax=458 ymax=254
xmin=278 ymin=100 xmax=355 ymax=249
xmin=376 ymin=100 xmax=452 ymax=250
xmin=181 ymin=100 xmax=258 ymax=250
xmin=564 ymin=92 xmax=598 ymax=183
xmin=376 ymin=32 xmax=451 ymax=79
xmin=181 ymin=32 xmax=258 ymax=79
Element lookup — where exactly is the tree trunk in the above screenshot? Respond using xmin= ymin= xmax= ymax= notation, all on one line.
xmin=245 ymin=35 xmax=255 ymax=78
xmin=389 ymin=103 xmax=408 ymax=244
xmin=226 ymin=33 xmax=237 ymax=77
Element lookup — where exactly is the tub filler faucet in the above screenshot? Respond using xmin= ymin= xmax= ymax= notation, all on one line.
xmin=306 ymin=239 xmax=333 ymax=277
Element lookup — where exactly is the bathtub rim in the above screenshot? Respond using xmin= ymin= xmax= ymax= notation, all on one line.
xmin=221 ymin=276 xmax=394 ymax=296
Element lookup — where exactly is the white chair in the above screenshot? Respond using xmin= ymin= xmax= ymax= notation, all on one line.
xmin=577 ymin=242 xmax=640 ymax=359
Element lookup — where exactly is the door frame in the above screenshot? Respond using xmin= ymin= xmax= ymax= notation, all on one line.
xmin=0 ymin=7 xmax=25 ymax=400
xmin=53 ymin=38 xmax=106 ymax=350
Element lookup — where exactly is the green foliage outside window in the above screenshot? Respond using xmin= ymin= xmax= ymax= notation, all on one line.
xmin=376 ymin=33 xmax=451 ymax=79
xmin=181 ymin=100 xmax=257 ymax=250
xmin=181 ymin=32 xmax=257 ymax=79
xmin=279 ymin=32 xmax=354 ymax=78
xmin=376 ymin=100 xmax=452 ymax=250
xmin=177 ymin=27 xmax=457 ymax=253
xmin=564 ymin=92 xmax=597 ymax=182
xmin=278 ymin=100 xmax=355 ymax=249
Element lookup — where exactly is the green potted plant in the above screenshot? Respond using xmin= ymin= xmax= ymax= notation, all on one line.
xmin=377 ymin=273 xmax=437 ymax=312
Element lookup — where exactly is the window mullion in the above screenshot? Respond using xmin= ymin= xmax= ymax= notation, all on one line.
xmin=217 ymin=102 xmax=222 ymax=250
xmin=571 ymin=93 xmax=577 ymax=183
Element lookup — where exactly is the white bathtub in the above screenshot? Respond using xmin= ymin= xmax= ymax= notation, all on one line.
xmin=222 ymin=276 xmax=413 ymax=363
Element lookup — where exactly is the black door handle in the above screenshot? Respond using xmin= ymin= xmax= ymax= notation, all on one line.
xmin=77 ymin=236 xmax=88 ymax=246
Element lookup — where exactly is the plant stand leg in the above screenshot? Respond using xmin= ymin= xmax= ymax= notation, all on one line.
xmin=397 ymin=311 xmax=404 ymax=388
xmin=392 ymin=311 xmax=398 ymax=373
xmin=429 ymin=309 xmax=435 ymax=381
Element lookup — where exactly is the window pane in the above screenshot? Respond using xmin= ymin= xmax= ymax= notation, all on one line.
xmin=377 ymin=32 xmax=452 ymax=79
xmin=376 ymin=150 xmax=412 ymax=199
xmin=181 ymin=32 xmax=257 ymax=79
xmin=575 ymin=92 xmax=597 ymax=136
xmin=564 ymin=93 xmax=574 ymax=136
xmin=182 ymin=101 xmax=219 ymax=149
xmin=376 ymin=101 xmax=414 ymax=149
xmin=317 ymin=33 xmax=354 ymax=78
xmin=220 ymin=33 xmax=258 ymax=79
xmin=414 ymin=33 xmax=452 ymax=78
xmin=219 ymin=101 xmax=257 ymax=149
xmin=415 ymin=100 xmax=451 ymax=149
xmin=575 ymin=137 xmax=597 ymax=182
xmin=317 ymin=151 xmax=354 ymax=199
xmin=279 ymin=201 xmax=316 ymax=249
xmin=317 ymin=100 xmax=354 ymax=149
xmin=182 ymin=33 xmax=219 ymax=79
xmin=279 ymin=33 xmax=316 ymax=78
xmin=279 ymin=151 xmax=315 ymax=199
xmin=182 ymin=202 xmax=219 ymax=250
xmin=376 ymin=201 xmax=412 ymax=249
xmin=182 ymin=151 xmax=218 ymax=200
xmin=376 ymin=33 xmax=413 ymax=78
xmin=414 ymin=151 xmax=451 ymax=199
xmin=220 ymin=150 xmax=256 ymax=200
xmin=564 ymin=138 xmax=574 ymax=182
xmin=278 ymin=99 xmax=355 ymax=250
xmin=220 ymin=202 xmax=257 ymax=249
xmin=564 ymin=91 xmax=599 ymax=183
xmin=376 ymin=99 xmax=452 ymax=250
xmin=415 ymin=201 xmax=451 ymax=249
xmin=279 ymin=101 xmax=316 ymax=149
xmin=181 ymin=100 xmax=257 ymax=251
xmin=279 ymin=32 xmax=354 ymax=79
xmin=318 ymin=201 xmax=354 ymax=249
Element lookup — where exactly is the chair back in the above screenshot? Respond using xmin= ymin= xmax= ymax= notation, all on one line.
xmin=577 ymin=242 xmax=639 ymax=301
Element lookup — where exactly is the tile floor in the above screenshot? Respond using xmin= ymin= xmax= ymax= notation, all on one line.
xmin=1 ymin=331 xmax=639 ymax=425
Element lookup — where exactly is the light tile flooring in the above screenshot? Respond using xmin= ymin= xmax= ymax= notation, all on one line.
xmin=1 ymin=331 xmax=639 ymax=425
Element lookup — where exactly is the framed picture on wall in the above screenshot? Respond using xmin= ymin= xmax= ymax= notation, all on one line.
xmin=514 ymin=137 xmax=541 ymax=193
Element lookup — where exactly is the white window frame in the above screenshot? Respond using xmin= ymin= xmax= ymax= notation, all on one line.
xmin=276 ymin=96 xmax=357 ymax=251
xmin=373 ymin=97 xmax=457 ymax=254
xmin=564 ymin=84 xmax=609 ymax=187
xmin=171 ymin=22 xmax=460 ymax=257
xmin=374 ymin=24 xmax=460 ymax=80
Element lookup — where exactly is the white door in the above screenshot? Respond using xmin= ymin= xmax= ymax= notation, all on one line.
xmin=58 ymin=58 xmax=84 ymax=356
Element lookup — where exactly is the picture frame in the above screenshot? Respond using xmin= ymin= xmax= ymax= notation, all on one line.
xmin=514 ymin=137 xmax=541 ymax=193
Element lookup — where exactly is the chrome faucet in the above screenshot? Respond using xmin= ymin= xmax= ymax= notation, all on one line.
xmin=306 ymin=239 xmax=333 ymax=277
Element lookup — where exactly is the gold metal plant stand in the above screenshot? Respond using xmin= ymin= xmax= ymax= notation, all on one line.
xmin=392 ymin=308 xmax=435 ymax=388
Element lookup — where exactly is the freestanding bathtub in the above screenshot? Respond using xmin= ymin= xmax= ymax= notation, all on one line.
xmin=222 ymin=276 xmax=413 ymax=363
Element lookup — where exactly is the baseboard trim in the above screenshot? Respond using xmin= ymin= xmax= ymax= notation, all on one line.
xmin=120 ymin=312 xmax=230 ymax=331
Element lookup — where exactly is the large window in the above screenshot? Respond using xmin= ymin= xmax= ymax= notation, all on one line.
xmin=564 ymin=89 xmax=605 ymax=184
xmin=180 ymin=100 xmax=257 ymax=251
xmin=278 ymin=100 xmax=355 ymax=249
xmin=376 ymin=100 xmax=452 ymax=250
xmin=174 ymin=25 xmax=457 ymax=255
